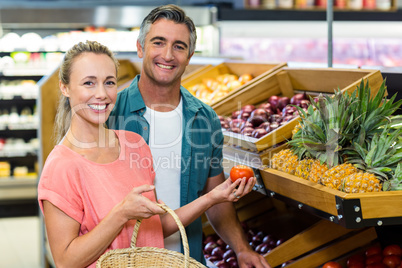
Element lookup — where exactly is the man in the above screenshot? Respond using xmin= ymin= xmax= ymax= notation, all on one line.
xmin=108 ymin=4 xmax=270 ymax=268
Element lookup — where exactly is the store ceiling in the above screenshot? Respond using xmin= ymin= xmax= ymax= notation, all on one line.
xmin=0 ymin=3 xmax=217 ymax=29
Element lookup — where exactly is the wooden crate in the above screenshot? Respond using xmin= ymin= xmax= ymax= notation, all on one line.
xmin=214 ymin=67 xmax=385 ymax=152
xmin=182 ymin=64 xmax=213 ymax=83
xmin=182 ymin=61 xmax=286 ymax=106
xmin=260 ymin=168 xmax=402 ymax=228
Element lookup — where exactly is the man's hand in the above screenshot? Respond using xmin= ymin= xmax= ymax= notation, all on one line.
xmin=236 ymin=249 xmax=272 ymax=268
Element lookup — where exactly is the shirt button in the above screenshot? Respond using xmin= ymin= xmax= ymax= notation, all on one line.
xmin=140 ymin=109 xmax=144 ymax=113
xmin=143 ymin=126 xmax=148 ymax=130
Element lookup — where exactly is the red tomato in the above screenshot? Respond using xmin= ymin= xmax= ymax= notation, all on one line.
xmin=322 ymin=261 xmax=342 ymax=268
xmin=383 ymin=255 xmax=401 ymax=268
xmin=366 ymin=254 xmax=383 ymax=265
xmin=347 ymin=263 xmax=364 ymax=268
xmin=366 ymin=264 xmax=387 ymax=268
xmin=366 ymin=246 xmax=383 ymax=257
xmin=230 ymin=165 xmax=254 ymax=183
xmin=347 ymin=254 xmax=365 ymax=267
xmin=383 ymin=245 xmax=402 ymax=257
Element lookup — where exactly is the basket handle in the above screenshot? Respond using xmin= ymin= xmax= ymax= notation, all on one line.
xmin=130 ymin=203 xmax=190 ymax=267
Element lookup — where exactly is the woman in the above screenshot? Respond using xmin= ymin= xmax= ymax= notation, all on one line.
xmin=38 ymin=40 xmax=255 ymax=268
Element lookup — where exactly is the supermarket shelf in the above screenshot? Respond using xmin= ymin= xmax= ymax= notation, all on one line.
xmin=219 ymin=7 xmax=402 ymax=21
xmin=0 ymin=177 xmax=37 ymax=200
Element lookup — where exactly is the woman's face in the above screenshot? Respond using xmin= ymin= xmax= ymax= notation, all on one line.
xmin=60 ymin=52 xmax=117 ymax=128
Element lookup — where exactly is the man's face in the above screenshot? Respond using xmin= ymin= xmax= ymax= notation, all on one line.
xmin=137 ymin=18 xmax=193 ymax=87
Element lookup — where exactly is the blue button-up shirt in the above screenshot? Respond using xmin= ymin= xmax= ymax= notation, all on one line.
xmin=107 ymin=75 xmax=224 ymax=263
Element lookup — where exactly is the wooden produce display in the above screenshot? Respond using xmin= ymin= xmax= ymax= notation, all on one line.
xmin=182 ymin=61 xmax=286 ymax=106
xmin=215 ymin=67 xmax=385 ymax=153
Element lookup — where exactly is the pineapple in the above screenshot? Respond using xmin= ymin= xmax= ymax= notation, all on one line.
xmin=271 ymin=149 xmax=298 ymax=175
xmin=383 ymin=163 xmax=402 ymax=191
xmin=295 ymin=158 xmax=314 ymax=180
xmin=308 ymin=159 xmax=329 ymax=184
xmin=288 ymin=89 xmax=356 ymax=168
xmin=342 ymin=126 xmax=402 ymax=192
xmin=321 ymin=163 xmax=358 ymax=190
xmin=350 ymin=80 xmax=402 ymax=148
xmin=342 ymin=172 xmax=381 ymax=193
xmin=291 ymin=122 xmax=301 ymax=139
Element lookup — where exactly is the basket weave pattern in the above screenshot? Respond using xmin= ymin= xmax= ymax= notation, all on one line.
xmin=96 ymin=204 xmax=206 ymax=268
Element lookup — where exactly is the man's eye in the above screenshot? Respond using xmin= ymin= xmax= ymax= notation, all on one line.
xmin=175 ymin=45 xmax=186 ymax=50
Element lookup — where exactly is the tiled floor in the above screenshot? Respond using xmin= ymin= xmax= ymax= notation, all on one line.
xmin=0 ymin=216 xmax=42 ymax=268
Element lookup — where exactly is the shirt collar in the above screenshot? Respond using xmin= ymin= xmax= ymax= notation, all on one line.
xmin=127 ymin=74 xmax=203 ymax=115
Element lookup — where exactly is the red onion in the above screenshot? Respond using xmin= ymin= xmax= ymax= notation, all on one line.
xmin=241 ymin=127 xmax=254 ymax=136
xmin=260 ymin=243 xmax=273 ymax=254
xmin=220 ymin=122 xmax=229 ymax=129
xmin=231 ymin=110 xmax=241 ymax=119
xmin=282 ymin=105 xmax=297 ymax=117
xmin=252 ymin=128 xmax=268 ymax=139
xmin=223 ymin=249 xmax=235 ymax=260
xmin=290 ymin=92 xmax=308 ymax=105
xmin=270 ymin=122 xmax=279 ymax=130
xmin=270 ymin=114 xmax=283 ymax=123
xmin=241 ymin=104 xmax=255 ymax=113
xmin=276 ymin=238 xmax=286 ymax=246
xmin=258 ymin=102 xmax=274 ymax=115
xmin=229 ymin=118 xmax=244 ymax=129
xmin=238 ymin=110 xmax=251 ymax=120
xmin=231 ymin=127 xmax=241 ymax=134
xmin=211 ymin=247 xmax=224 ymax=259
xmin=241 ymin=120 xmax=253 ymax=130
xmin=268 ymin=95 xmax=280 ymax=110
xmin=204 ymin=241 xmax=218 ymax=255
xmin=226 ymin=257 xmax=239 ymax=268
xmin=299 ymin=99 xmax=310 ymax=109
xmin=283 ymin=115 xmax=295 ymax=122
xmin=278 ymin=96 xmax=290 ymax=110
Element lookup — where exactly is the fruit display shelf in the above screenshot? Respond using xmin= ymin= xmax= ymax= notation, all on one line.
xmin=219 ymin=147 xmax=381 ymax=267
xmin=215 ymin=67 xmax=385 ymax=153
xmin=260 ymin=168 xmax=402 ymax=229
xmin=182 ymin=61 xmax=286 ymax=106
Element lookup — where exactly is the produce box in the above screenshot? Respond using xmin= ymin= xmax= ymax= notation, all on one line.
xmin=260 ymin=168 xmax=402 ymax=229
xmin=181 ymin=61 xmax=286 ymax=106
xmin=214 ymin=67 xmax=385 ymax=152
xmin=181 ymin=64 xmax=213 ymax=83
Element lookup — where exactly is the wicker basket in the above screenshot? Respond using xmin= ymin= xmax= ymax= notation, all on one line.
xmin=96 ymin=203 xmax=206 ymax=268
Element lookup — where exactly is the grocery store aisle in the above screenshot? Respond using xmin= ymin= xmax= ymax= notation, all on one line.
xmin=0 ymin=216 xmax=41 ymax=268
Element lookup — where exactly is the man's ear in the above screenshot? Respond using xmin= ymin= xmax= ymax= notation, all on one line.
xmin=186 ymin=52 xmax=194 ymax=66
xmin=137 ymin=40 xmax=143 ymax=59
xmin=59 ymin=81 xmax=70 ymax=97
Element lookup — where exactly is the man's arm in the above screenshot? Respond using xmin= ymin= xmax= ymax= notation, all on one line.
xmin=204 ymin=172 xmax=271 ymax=268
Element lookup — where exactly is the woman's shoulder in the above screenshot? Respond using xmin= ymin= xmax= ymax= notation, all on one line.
xmin=114 ymin=129 xmax=147 ymax=146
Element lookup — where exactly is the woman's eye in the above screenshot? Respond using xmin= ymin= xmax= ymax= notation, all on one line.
xmin=106 ymin=81 xmax=116 ymax=86
xmin=84 ymin=81 xmax=94 ymax=86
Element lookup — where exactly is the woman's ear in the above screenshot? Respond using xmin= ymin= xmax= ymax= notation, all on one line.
xmin=59 ymin=81 xmax=69 ymax=97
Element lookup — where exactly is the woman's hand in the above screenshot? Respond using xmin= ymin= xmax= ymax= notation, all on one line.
xmin=118 ymin=184 xmax=165 ymax=221
xmin=207 ymin=176 xmax=256 ymax=204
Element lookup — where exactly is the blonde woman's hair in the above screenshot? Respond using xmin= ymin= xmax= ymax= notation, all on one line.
xmin=54 ymin=40 xmax=119 ymax=143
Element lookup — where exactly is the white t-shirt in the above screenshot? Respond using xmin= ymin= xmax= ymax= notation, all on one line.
xmin=143 ymin=98 xmax=183 ymax=253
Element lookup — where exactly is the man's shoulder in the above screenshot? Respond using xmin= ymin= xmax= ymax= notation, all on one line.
xmin=181 ymin=87 xmax=218 ymax=118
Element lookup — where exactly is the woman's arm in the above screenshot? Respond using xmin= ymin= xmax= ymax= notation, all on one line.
xmin=43 ymin=184 xmax=165 ymax=268
xmin=159 ymin=176 xmax=255 ymax=237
